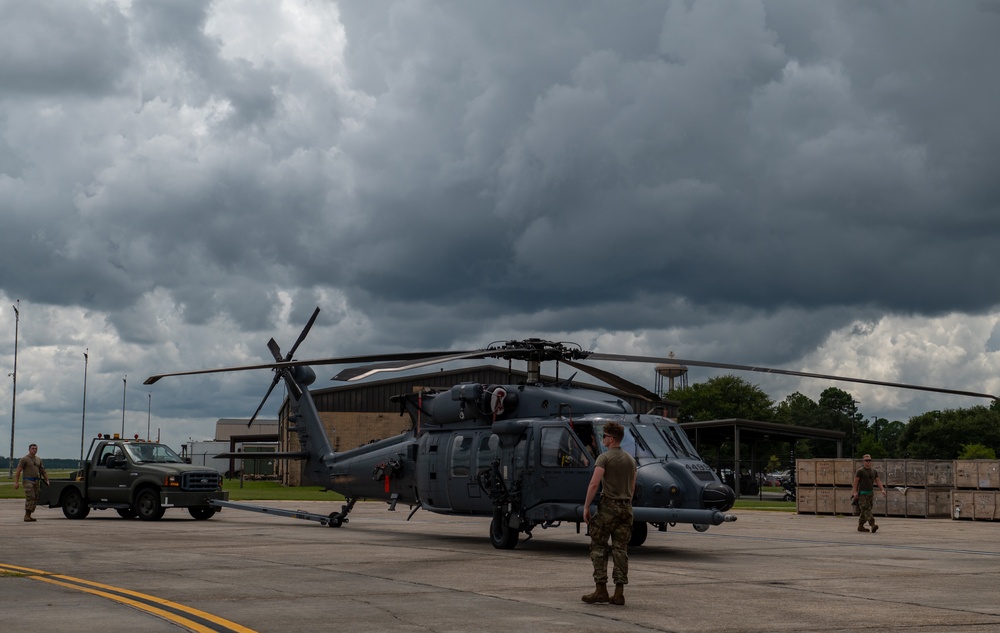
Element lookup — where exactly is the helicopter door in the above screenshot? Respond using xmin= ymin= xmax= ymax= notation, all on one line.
xmin=523 ymin=426 xmax=594 ymax=509
xmin=445 ymin=432 xmax=496 ymax=513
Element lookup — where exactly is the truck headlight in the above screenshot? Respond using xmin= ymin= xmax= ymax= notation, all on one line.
xmin=164 ymin=475 xmax=181 ymax=487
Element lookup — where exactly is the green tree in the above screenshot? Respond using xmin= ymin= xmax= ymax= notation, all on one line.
xmin=773 ymin=392 xmax=820 ymax=426
xmin=672 ymin=375 xmax=775 ymax=423
xmin=899 ymin=406 xmax=1000 ymax=459
xmin=958 ymin=443 xmax=997 ymax=459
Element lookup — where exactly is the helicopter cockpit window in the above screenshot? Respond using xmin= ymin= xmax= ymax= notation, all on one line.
xmin=540 ymin=427 xmax=591 ymax=468
xmin=632 ymin=423 xmax=671 ymax=459
xmin=451 ymin=434 xmax=473 ymax=477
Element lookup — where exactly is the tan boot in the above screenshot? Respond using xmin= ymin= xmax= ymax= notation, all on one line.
xmin=870 ymin=521 xmax=878 ymax=533
xmin=857 ymin=523 xmax=869 ymax=532
xmin=582 ymin=583 xmax=609 ymax=603
xmin=610 ymin=584 xmax=625 ymax=605
xmin=24 ymin=512 xmax=36 ymax=522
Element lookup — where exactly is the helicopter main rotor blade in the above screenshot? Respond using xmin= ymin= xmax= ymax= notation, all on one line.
xmin=143 ymin=351 xmax=460 ymax=385
xmin=585 ymin=352 xmax=1000 ymax=402
xmin=560 ymin=358 xmax=662 ymax=402
xmin=332 ymin=350 xmax=494 ymax=381
xmin=247 ymin=375 xmax=281 ymax=427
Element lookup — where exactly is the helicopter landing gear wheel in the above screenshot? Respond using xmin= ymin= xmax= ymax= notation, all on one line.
xmin=693 ymin=523 xmax=710 ymax=533
xmin=327 ymin=513 xmax=343 ymax=528
xmin=490 ymin=510 xmax=519 ymax=549
xmin=628 ymin=521 xmax=648 ymax=547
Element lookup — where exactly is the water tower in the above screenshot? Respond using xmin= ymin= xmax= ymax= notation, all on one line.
xmin=654 ymin=352 xmax=688 ymax=395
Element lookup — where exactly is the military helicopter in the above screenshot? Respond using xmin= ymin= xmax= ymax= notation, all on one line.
xmin=145 ymin=308 xmax=998 ymax=549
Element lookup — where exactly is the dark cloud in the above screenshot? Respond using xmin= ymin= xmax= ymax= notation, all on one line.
xmin=2 ymin=0 xmax=1000 ymax=458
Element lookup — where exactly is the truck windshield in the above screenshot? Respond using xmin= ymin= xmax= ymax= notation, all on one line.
xmin=124 ymin=443 xmax=184 ymax=464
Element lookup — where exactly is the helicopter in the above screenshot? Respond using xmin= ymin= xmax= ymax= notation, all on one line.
xmin=145 ymin=307 xmax=999 ymax=549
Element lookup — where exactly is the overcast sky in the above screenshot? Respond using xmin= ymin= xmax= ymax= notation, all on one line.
xmin=3 ymin=0 xmax=1000 ymax=460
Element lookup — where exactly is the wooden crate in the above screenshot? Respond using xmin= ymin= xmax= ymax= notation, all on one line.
xmin=926 ymin=489 xmax=952 ymax=518
xmin=833 ymin=459 xmax=856 ymax=486
xmin=797 ymin=486 xmax=817 ymax=513
xmin=815 ymin=487 xmax=836 ymax=514
xmin=925 ymin=461 xmax=954 ymax=487
xmin=951 ymin=490 xmax=975 ymax=519
xmin=796 ymin=460 xmax=816 ymax=486
xmin=977 ymin=462 xmax=1000 ymax=489
xmin=814 ymin=459 xmax=835 ymax=486
xmin=903 ymin=488 xmax=927 ymax=517
xmin=883 ymin=460 xmax=906 ymax=486
xmin=904 ymin=460 xmax=926 ymax=487
xmin=884 ymin=489 xmax=907 ymax=516
xmin=835 ymin=487 xmax=855 ymax=515
xmin=973 ymin=491 xmax=996 ymax=520
xmin=955 ymin=461 xmax=980 ymax=488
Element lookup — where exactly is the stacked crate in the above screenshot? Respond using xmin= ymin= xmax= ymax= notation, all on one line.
xmin=951 ymin=460 xmax=1000 ymax=520
xmin=794 ymin=458 xmax=960 ymax=519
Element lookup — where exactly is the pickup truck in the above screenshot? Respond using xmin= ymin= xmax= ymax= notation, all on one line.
xmin=42 ymin=435 xmax=228 ymax=521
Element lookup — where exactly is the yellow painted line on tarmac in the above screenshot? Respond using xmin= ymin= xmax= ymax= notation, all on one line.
xmin=0 ymin=563 xmax=257 ymax=633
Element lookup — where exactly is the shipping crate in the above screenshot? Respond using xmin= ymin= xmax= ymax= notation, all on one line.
xmin=904 ymin=460 xmax=926 ymax=487
xmin=952 ymin=490 xmax=975 ymax=519
xmin=925 ymin=461 xmax=954 ymax=487
xmin=796 ymin=460 xmax=816 ymax=486
xmin=977 ymin=461 xmax=1000 ymax=489
xmin=926 ymin=489 xmax=952 ymax=518
xmin=814 ymin=459 xmax=835 ymax=486
xmin=835 ymin=487 xmax=855 ymax=515
xmin=885 ymin=489 xmax=907 ymax=516
xmin=883 ymin=460 xmax=906 ymax=486
xmin=872 ymin=491 xmax=887 ymax=517
xmin=797 ymin=486 xmax=817 ymax=513
xmin=903 ymin=488 xmax=927 ymax=517
xmin=973 ymin=491 xmax=996 ymax=520
xmin=955 ymin=461 xmax=979 ymax=488
xmin=834 ymin=459 xmax=856 ymax=486
xmin=815 ymin=487 xmax=836 ymax=514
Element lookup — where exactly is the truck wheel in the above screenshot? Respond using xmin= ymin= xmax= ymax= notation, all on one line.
xmin=62 ymin=489 xmax=91 ymax=520
xmin=188 ymin=507 xmax=217 ymax=520
xmin=135 ymin=489 xmax=165 ymax=521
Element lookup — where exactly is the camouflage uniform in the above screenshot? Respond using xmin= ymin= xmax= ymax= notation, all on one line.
xmin=857 ymin=493 xmax=874 ymax=526
xmin=589 ymin=498 xmax=633 ymax=585
xmin=16 ymin=452 xmax=48 ymax=517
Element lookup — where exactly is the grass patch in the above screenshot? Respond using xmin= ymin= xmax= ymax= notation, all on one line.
xmin=222 ymin=479 xmax=343 ymax=501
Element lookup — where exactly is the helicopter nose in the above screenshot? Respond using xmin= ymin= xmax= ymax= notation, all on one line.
xmin=702 ymin=482 xmax=736 ymax=512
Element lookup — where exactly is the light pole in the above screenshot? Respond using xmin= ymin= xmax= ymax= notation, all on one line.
xmin=9 ymin=300 xmax=18 ymax=477
xmin=79 ymin=350 xmax=89 ymax=470
xmin=121 ymin=375 xmax=127 ymax=437
xmin=147 ymin=392 xmax=151 ymax=441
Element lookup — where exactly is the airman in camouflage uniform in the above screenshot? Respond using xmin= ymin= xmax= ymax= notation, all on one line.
xmin=582 ymin=422 xmax=637 ymax=606
xmin=852 ymin=454 xmax=886 ymax=532
xmin=14 ymin=444 xmax=49 ymax=522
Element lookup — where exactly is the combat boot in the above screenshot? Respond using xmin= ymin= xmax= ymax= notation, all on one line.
xmin=870 ymin=521 xmax=879 ymax=533
xmin=582 ymin=583 xmax=609 ymax=603
xmin=857 ymin=524 xmax=869 ymax=532
xmin=610 ymin=584 xmax=625 ymax=606
xmin=24 ymin=512 xmax=35 ymax=522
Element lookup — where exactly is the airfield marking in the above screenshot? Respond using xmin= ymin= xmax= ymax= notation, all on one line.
xmin=0 ymin=563 xmax=257 ymax=633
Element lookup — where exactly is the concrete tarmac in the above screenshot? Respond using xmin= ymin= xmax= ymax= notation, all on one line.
xmin=2 ymin=499 xmax=999 ymax=633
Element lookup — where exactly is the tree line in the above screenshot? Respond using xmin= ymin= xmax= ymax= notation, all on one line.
xmin=671 ymin=375 xmax=1000 ymax=462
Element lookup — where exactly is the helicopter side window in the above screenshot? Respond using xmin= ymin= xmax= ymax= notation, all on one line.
xmin=451 ymin=434 xmax=473 ymax=477
xmin=540 ymin=427 xmax=590 ymax=468
xmin=476 ymin=434 xmax=500 ymax=474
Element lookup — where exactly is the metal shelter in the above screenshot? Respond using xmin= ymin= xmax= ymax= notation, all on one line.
xmin=680 ymin=418 xmax=846 ymax=497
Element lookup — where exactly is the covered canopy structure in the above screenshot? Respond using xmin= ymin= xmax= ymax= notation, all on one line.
xmin=680 ymin=419 xmax=846 ymax=497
